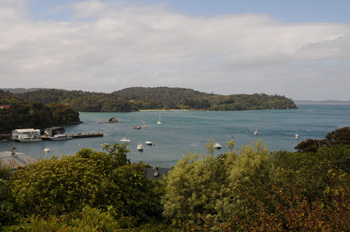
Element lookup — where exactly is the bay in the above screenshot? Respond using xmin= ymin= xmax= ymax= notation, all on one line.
xmin=1 ymin=104 xmax=349 ymax=168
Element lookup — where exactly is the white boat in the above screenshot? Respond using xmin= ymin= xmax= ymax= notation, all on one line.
xmin=18 ymin=136 xmax=42 ymax=143
xmin=145 ymin=141 xmax=153 ymax=146
xmin=214 ymin=142 xmax=222 ymax=149
xmin=120 ymin=138 xmax=130 ymax=143
xmin=295 ymin=133 xmax=299 ymax=139
xmin=157 ymin=114 xmax=162 ymax=125
xmin=137 ymin=144 xmax=143 ymax=151
xmin=254 ymin=129 xmax=259 ymax=136
xmin=49 ymin=134 xmax=73 ymax=141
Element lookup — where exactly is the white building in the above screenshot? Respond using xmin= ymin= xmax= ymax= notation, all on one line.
xmin=12 ymin=128 xmax=41 ymax=141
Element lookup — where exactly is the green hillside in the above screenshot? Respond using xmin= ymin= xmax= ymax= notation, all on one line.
xmin=2 ymin=87 xmax=297 ymax=112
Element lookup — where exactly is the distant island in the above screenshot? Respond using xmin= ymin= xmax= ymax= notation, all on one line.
xmin=294 ymin=100 xmax=350 ymax=105
xmin=1 ymin=87 xmax=297 ymax=112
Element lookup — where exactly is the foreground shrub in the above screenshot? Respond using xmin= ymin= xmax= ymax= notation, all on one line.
xmin=0 ymin=159 xmax=19 ymax=227
xmin=8 ymin=144 xmax=163 ymax=226
xmin=3 ymin=206 xmax=118 ymax=232
xmin=162 ymin=140 xmax=274 ymax=223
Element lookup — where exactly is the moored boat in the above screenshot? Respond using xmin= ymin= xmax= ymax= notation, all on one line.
xmin=120 ymin=137 xmax=131 ymax=143
xmin=137 ymin=144 xmax=143 ymax=151
xmin=214 ymin=142 xmax=222 ymax=149
xmin=49 ymin=134 xmax=73 ymax=141
xmin=145 ymin=141 xmax=153 ymax=146
xmin=157 ymin=114 xmax=162 ymax=125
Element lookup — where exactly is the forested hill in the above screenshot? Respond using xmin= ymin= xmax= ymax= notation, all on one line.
xmin=0 ymin=90 xmax=81 ymax=134
xmin=2 ymin=87 xmax=297 ymax=112
xmin=111 ymin=87 xmax=213 ymax=101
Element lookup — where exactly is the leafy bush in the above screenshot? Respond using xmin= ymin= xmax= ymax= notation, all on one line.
xmin=8 ymin=144 xmax=163 ymax=226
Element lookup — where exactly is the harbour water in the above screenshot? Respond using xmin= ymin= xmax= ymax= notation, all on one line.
xmin=1 ymin=104 xmax=349 ymax=168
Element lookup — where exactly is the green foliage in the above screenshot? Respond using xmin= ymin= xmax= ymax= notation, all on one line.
xmin=0 ymin=97 xmax=80 ymax=133
xmin=10 ymin=155 xmax=109 ymax=216
xmin=4 ymin=206 xmax=119 ymax=231
xmin=0 ymin=158 xmax=12 ymax=180
xmin=295 ymin=127 xmax=350 ymax=153
xmin=0 ymin=179 xmax=20 ymax=227
xmin=8 ymin=144 xmax=163 ymax=225
xmin=270 ymin=150 xmax=334 ymax=202
xmin=162 ymin=140 xmax=273 ymax=223
xmin=162 ymin=152 xmax=227 ymax=223
xmin=163 ymin=137 xmax=350 ymax=230
xmin=16 ymin=87 xmax=296 ymax=112
xmin=207 ymin=93 xmax=297 ymax=111
xmin=216 ymin=140 xmax=273 ymax=220
xmin=0 ymin=160 xmax=19 ymax=227
xmin=228 ymin=171 xmax=350 ymax=231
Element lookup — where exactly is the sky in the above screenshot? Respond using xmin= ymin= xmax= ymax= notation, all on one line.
xmin=1 ymin=0 xmax=350 ymax=100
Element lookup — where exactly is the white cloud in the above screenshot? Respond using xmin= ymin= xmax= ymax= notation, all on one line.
xmin=0 ymin=0 xmax=349 ymax=100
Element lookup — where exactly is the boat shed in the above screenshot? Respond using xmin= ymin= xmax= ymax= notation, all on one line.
xmin=0 ymin=149 xmax=36 ymax=170
xmin=44 ymin=127 xmax=65 ymax=136
xmin=12 ymin=128 xmax=41 ymax=141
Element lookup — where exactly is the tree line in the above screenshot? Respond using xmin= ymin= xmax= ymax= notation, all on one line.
xmin=1 ymin=127 xmax=350 ymax=231
xmin=0 ymin=91 xmax=81 ymax=134
xmin=10 ymin=87 xmax=297 ymax=112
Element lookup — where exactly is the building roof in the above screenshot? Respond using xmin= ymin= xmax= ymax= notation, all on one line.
xmin=0 ymin=151 xmax=36 ymax=169
xmin=12 ymin=129 xmax=38 ymax=133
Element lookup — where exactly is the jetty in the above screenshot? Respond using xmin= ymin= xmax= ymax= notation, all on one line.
xmin=71 ymin=132 xmax=104 ymax=139
xmin=41 ymin=132 xmax=103 ymax=140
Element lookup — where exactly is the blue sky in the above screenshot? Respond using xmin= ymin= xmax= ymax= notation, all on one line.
xmin=28 ymin=0 xmax=350 ymax=23
xmin=2 ymin=0 xmax=350 ymax=100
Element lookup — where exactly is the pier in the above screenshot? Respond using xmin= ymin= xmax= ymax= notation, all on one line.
xmin=40 ymin=132 xmax=103 ymax=140
xmin=71 ymin=132 xmax=104 ymax=139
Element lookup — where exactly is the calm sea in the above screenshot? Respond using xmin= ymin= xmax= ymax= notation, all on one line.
xmin=1 ymin=104 xmax=349 ymax=168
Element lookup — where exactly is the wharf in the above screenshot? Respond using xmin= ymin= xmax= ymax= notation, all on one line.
xmin=71 ymin=132 xmax=104 ymax=139
xmin=41 ymin=132 xmax=103 ymax=140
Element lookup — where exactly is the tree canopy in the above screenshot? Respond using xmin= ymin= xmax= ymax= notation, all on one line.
xmin=6 ymin=87 xmax=298 ymax=112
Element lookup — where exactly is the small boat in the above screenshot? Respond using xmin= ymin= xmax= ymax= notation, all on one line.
xmin=145 ymin=141 xmax=153 ymax=146
xmin=214 ymin=142 xmax=222 ymax=149
xmin=141 ymin=124 xmax=148 ymax=127
xmin=157 ymin=114 xmax=162 ymax=125
xmin=254 ymin=129 xmax=259 ymax=136
xmin=49 ymin=134 xmax=73 ymax=141
xmin=133 ymin=125 xmax=141 ymax=129
xmin=44 ymin=148 xmax=51 ymax=152
xmin=137 ymin=144 xmax=143 ymax=151
xmin=120 ymin=138 xmax=130 ymax=143
xmin=295 ymin=133 xmax=299 ymax=139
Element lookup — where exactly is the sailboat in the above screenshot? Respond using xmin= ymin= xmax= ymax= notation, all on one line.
xmin=157 ymin=113 xmax=162 ymax=125
xmin=254 ymin=129 xmax=259 ymax=136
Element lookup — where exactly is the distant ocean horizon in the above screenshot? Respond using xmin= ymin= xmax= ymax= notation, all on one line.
xmin=1 ymin=104 xmax=349 ymax=168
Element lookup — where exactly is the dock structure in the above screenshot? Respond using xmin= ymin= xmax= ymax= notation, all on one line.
xmin=41 ymin=132 xmax=103 ymax=140
xmin=70 ymin=132 xmax=104 ymax=139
